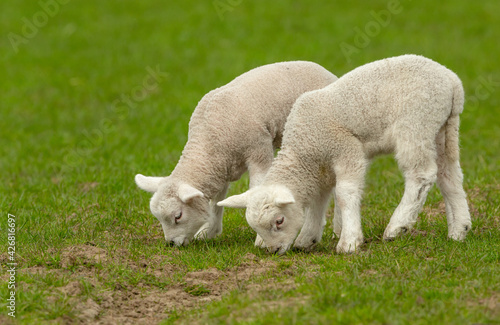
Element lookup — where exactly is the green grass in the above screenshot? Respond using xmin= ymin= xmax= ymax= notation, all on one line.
xmin=1 ymin=0 xmax=499 ymax=324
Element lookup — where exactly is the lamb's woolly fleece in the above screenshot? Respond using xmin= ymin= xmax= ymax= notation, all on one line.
xmin=219 ymin=55 xmax=471 ymax=254
xmin=173 ymin=61 xmax=337 ymax=195
xmin=135 ymin=61 xmax=338 ymax=246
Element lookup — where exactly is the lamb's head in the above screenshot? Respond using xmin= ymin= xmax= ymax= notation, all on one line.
xmin=218 ymin=185 xmax=304 ymax=255
xmin=135 ymin=174 xmax=210 ymax=246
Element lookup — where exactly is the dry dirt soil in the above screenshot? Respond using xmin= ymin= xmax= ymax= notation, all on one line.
xmin=5 ymin=245 xmax=297 ymax=324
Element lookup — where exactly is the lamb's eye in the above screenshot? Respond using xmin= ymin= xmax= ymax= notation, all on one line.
xmin=276 ymin=216 xmax=284 ymax=226
xmin=174 ymin=212 xmax=182 ymax=224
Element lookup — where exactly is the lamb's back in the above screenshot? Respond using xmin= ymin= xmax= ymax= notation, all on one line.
xmin=189 ymin=61 xmax=337 ymax=146
xmin=310 ymin=55 xmax=456 ymax=141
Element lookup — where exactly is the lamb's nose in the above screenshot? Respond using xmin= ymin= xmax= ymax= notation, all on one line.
xmin=166 ymin=240 xmax=175 ymax=247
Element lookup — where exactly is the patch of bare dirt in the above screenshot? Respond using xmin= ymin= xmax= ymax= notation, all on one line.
xmin=91 ymin=252 xmax=281 ymax=324
xmin=477 ymin=295 xmax=499 ymax=312
xmin=59 ymin=280 xmax=83 ymax=296
xmin=77 ymin=298 xmax=101 ymax=322
xmin=21 ymin=246 xmax=287 ymax=324
xmin=467 ymin=292 xmax=500 ymax=317
xmin=60 ymin=244 xmax=108 ymax=268
xmin=20 ymin=265 xmax=68 ymax=278
xmin=96 ymin=285 xmax=193 ymax=324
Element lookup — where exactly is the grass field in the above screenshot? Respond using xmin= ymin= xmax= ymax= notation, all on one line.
xmin=1 ymin=0 xmax=499 ymax=324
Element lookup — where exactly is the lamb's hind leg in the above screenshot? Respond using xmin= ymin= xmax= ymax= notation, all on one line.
xmin=435 ymin=124 xmax=471 ymax=240
xmin=383 ymin=141 xmax=438 ymax=240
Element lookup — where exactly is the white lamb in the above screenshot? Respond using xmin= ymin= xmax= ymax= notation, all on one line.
xmin=218 ymin=54 xmax=472 ymax=254
xmin=135 ymin=61 xmax=338 ymax=246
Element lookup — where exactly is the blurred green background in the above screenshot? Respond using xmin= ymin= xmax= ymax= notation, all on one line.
xmin=1 ymin=0 xmax=498 ymax=188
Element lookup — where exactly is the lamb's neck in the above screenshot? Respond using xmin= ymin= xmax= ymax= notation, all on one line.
xmin=171 ymin=144 xmax=228 ymax=200
xmin=265 ymin=149 xmax=334 ymax=204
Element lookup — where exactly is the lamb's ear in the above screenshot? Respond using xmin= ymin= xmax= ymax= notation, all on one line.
xmin=135 ymin=174 xmax=164 ymax=193
xmin=178 ymin=184 xmax=204 ymax=203
xmin=273 ymin=187 xmax=295 ymax=207
xmin=217 ymin=192 xmax=250 ymax=208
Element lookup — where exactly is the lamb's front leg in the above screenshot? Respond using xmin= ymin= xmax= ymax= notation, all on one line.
xmin=195 ymin=183 xmax=229 ymax=240
xmin=248 ymin=151 xmax=274 ymax=248
xmin=333 ymin=152 xmax=367 ymax=253
xmin=293 ymin=189 xmax=332 ymax=251
xmin=335 ymin=179 xmax=365 ymax=253
xmin=249 ymin=165 xmax=268 ymax=248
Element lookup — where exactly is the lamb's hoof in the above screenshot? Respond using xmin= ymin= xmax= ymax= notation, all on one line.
xmin=254 ymin=234 xmax=267 ymax=248
xmin=194 ymin=229 xmax=208 ymax=240
xmin=292 ymin=241 xmax=315 ymax=252
xmin=448 ymin=224 xmax=471 ymax=241
xmin=336 ymin=238 xmax=363 ymax=254
xmin=293 ymin=235 xmax=320 ymax=252
xmin=383 ymin=225 xmax=410 ymax=241
xmin=268 ymin=245 xmax=289 ymax=256
xmin=194 ymin=228 xmax=216 ymax=240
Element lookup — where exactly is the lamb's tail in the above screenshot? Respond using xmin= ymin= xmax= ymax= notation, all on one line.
xmin=444 ymin=74 xmax=465 ymax=162
xmin=435 ymin=72 xmax=471 ymax=241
